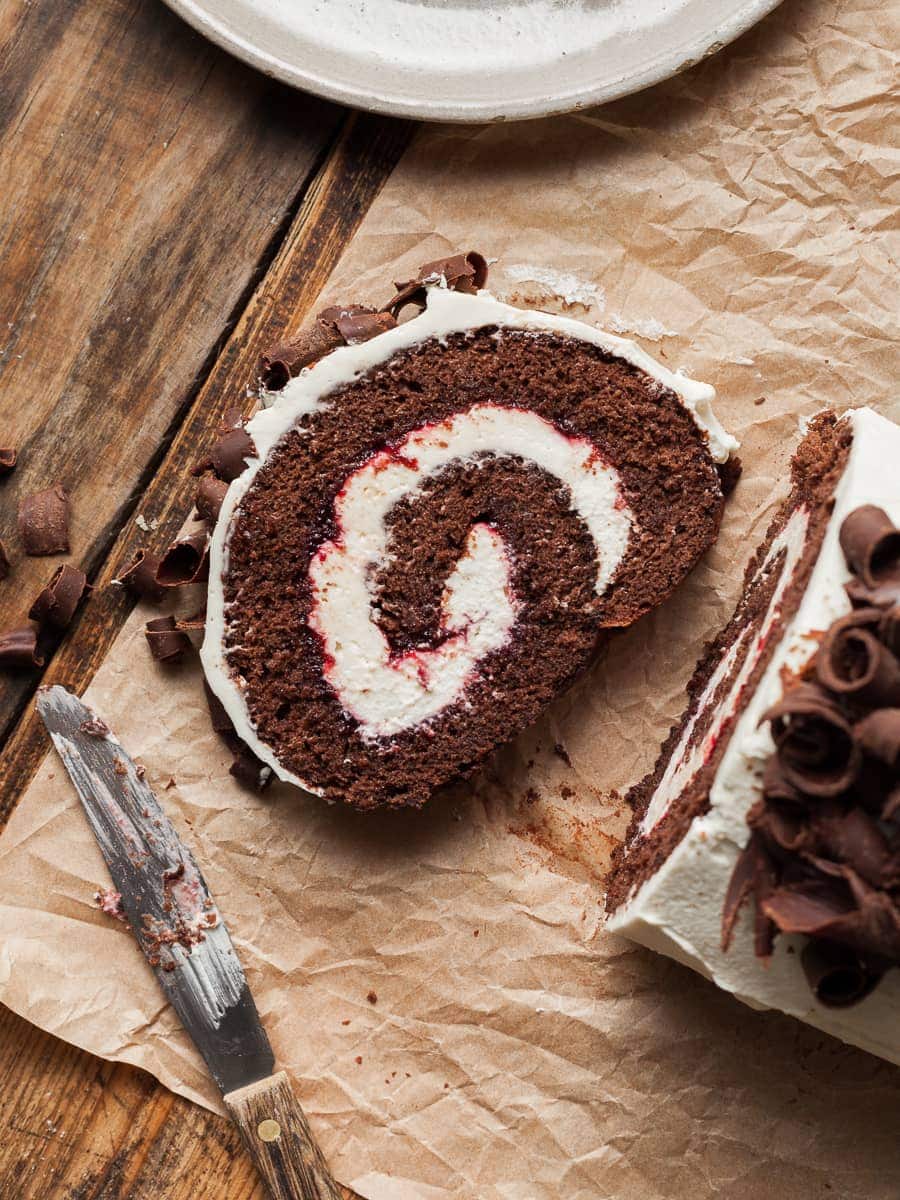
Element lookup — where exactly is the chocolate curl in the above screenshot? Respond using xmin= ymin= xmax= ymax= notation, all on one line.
xmin=816 ymin=609 xmax=900 ymax=706
xmin=855 ymin=708 xmax=900 ymax=769
xmin=144 ymin=616 xmax=191 ymax=664
xmin=884 ymin=785 xmax=900 ymax=822
xmin=0 ymin=625 xmax=43 ymax=668
xmin=763 ymin=860 xmax=900 ymax=962
xmin=28 ymin=564 xmax=91 ymax=630
xmin=155 ymin=531 xmax=209 ymax=588
xmin=318 ymin=305 xmax=397 ymax=346
xmin=18 ymin=484 xmax=70 ymax=555
xmin=0 ymin=539 xmax=9 ymax=581
xmin=721 ymin=833 xmax=775 ymax=955
xmin=194 ymin=474 xmax=229 ymax=527
xmin=839 ymin=505 xmax=900 ymax=588
xmin=811 ymin=808 xmax=895 ymax=889
xmin=800 ymin=940 xmax=883 ymax=1008
xmin=386 ymin=251 xmax=489 ymax=318
xmin=845 ymin=576 xmax=900 ymax=611
xmin=195 ymin=425 xmax=256 ymax=484
xmin=0 ymin=447 xmax=16 ymax=475
xmin=117 ymin=549 xmax=166 ymax=603
xmin=747 ymin=798 xmax=807 ymax=853
xmin=260 ymin=306 xmax=397 ymax=391
xmin=761 ymin=755 xmax=805 ymax=806
xmin=763 ymin=682 xmax=861 ymax=797
xmin=261 ymin=325 xmax=343 ymax=390
xmin=880 ymin=607 xmax=900 ymax=654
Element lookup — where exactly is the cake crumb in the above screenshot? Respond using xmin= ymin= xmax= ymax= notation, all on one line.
xmin=366 ymin=990 xmax=378 ymax=1005
xmin=355 ymin=1056 xmax=363 ymax=1065
xmin=94 ymin=887 xmax=126 ymax=922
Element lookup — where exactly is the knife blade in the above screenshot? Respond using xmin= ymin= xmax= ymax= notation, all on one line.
xmin=37 ymin=683 xmax=273 ymax=1095
xmin=37 ymin=684 xmax=344 ymax=1200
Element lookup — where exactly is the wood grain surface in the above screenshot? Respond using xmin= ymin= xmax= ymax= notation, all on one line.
xmin=0 ymin=0 xmax=413 ymax=1195
xmin=224 ymin=1073 xmax=346 ymax=1200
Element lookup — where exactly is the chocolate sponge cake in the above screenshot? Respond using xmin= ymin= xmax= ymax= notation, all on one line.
xmin=606 ymin=407 xmax=900 ymax=1067
xmin=202 ymin=267 xmax=736 ymax=809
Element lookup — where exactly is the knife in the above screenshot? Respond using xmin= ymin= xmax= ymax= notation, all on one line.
xmin=37 ymin=684 xmax=345 ymax=1200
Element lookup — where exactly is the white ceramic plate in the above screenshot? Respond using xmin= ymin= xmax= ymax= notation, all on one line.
xmin=163 ymin=0 xmax=782 ymax=122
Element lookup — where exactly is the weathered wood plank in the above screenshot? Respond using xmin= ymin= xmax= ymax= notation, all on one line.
xmin=0 ymin=1005 xmax=267 ymax=1199
xmin=0 ymin=92 xmax=409 ymax=1198
xmin=0 ymin=0 xmax=342 ymax=737
xmin=0 ymin=108 xmax=412 ymax=824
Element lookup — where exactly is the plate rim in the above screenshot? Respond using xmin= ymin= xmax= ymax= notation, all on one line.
xmin=162 ymin=0 xmax=785 ymax=122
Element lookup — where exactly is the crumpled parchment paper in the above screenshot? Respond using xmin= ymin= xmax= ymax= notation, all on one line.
xmin=2 ymin=0 xmax=899 ymax=1195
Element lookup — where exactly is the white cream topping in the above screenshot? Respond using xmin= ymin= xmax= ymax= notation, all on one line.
xmin=202 ymin=285 xmax=734 ymax=791
xmin=308 ymin=404 xmax=632 ymax=739
xmin=609 ymin=408 xmax=900 ymax=1067
xmin=639 ymin=505 xmax=810 ymax=833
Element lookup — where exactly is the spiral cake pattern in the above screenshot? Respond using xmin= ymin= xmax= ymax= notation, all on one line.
xmin=203 ymin=284 xmax=735 ymax=808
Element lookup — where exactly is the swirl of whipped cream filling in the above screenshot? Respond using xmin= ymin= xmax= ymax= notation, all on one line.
xmin=307 ymin=402 xmax=634 ymax=740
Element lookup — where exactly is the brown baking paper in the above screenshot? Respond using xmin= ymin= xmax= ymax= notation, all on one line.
xmin=2 ymin=0 xmax=900 ymax=1194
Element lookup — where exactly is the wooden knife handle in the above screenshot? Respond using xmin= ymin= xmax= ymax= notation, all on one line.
xmin=224 ymin=1071 xmax=345 ymax=1200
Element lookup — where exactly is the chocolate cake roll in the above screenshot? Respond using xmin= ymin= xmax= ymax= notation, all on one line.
xmin=202 ymin=272 xmax=736 ymax=809
xmin=606 ymin=407 xmax=900 ymax=1068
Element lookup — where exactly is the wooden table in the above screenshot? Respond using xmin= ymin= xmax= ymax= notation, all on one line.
xmin=0 ymin=2 xmax=411 ymax=1194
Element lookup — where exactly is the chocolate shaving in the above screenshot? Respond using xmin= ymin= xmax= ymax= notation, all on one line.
xmin=0 ymin=447 xmax=17 ymax=475
xmin=816 ymin=608 xmax=900 ymax=705
xmin=194 ymin=474 xmax=229 ymax=526
xmin=28 ymin=564 xmax=91 ymax=630
xmin=144 ymin=616 xmax=191 ymax=664
xmin=0 ymin=539 xmax=9 ymax=581
xmin=839 ymin=505 xmax=900 ymax=588
xmin=203 ymin=679 xmax=235 ymax=737
xmin=800 ymin=940 xmax=883 ymax=1008
xmin=763 ymin=682 xmax=861 ymax=796
xmin=260 ymin=306 xmax=398 ymax=391
xmin=155 ymin=532 xmax=209 ymax=588
xmin=386 ymin=251 xmax=489 ymax=318
xmin=318 ymin=305 xmax=397 ymax=346
xmin=855 ymin=709 xmax=900 ymax=769
xmin=0 ymin=625 xmax=43 ymax=668
xmin=716 ymin=455 xmax=743 ymax=499
xmin=117 ymin=549 xmax=166 ymax=603
xmin=18 ymin=484 xmax=70 ymax=555
xmin=229 ymin=746 xmax=274 ymax=792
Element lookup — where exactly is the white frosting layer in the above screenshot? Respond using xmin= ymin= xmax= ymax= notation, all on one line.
xmin=202 ymin=286 xmax=733 ymax=791
xmin=308 ymin=404 xmax=632 ymax=739
xmin=609 ymin=407 xmax=900 ymax=1067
